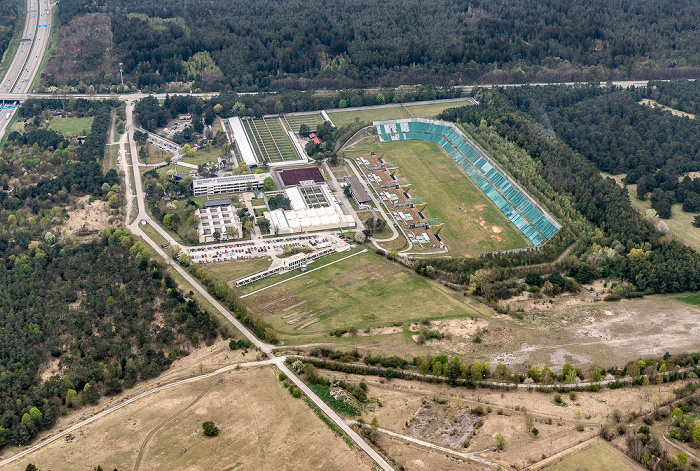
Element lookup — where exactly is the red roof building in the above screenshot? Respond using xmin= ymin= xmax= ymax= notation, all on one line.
xmin=277 ymin=167 xmax=325 ymax=187
xmin=309 ymin=132 xmax=322 ymax=145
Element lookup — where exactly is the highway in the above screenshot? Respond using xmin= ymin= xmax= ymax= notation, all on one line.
xmin=0 ymin=0 xmax=53 ymax=138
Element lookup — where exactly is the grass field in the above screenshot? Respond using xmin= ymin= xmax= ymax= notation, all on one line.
xmin=6 ymin=366 xmax=370 ymax=471
xmin=207 ymin=257 xmax=272 ymax=282
xmin=327 ymin=107 xmax=411 ymax=127
xmin=404 ymin=101 xmax=470 ymax=118
xmin=285 ymin=113 xmax=324 ymax=132
xmin=349 ymin=140 xmax=530 ymax=256
xmin=244 ymin=117 xmax=300 ymax=163
xmin=542 ymin=443 xmax=636 ymax=471
xmin=48 ymin=116 xmax=94 ymax=136
xmin=243 ymin=250 xmax=487 ymax=343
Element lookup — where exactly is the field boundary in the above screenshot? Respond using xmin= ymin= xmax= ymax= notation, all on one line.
xmin=240 ymin=249 xmax=367 ymax=298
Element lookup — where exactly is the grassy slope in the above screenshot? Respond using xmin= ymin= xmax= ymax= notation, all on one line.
xmin=348 ymin=139 xmax=530 ymax=256
xmin=405 ymin=102 xmax=466 ymax=118
xmin=244 ymin=250 xmax=486 ymax=344
xmin=543 ymin=444 xmax=635 ymax=471
xmin=328 ymin=107 xmax=411 ymax=127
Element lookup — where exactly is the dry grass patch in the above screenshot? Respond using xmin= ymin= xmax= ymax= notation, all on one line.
xmin=7 ymin=365 xmax=372 ymax=471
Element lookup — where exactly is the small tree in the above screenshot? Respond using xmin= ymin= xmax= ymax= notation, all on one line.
xmin=298 ymin=123 xmax=310 ymax=137
xmin=213 ymin=231 xmax=221 ymax=241
xmin=202 ymin=421 xmax=220 ymax=437
xmin=263 ymin=176 xmax=275 ymax=191
xmin=496 ymin=433 xmax=506 ymax=450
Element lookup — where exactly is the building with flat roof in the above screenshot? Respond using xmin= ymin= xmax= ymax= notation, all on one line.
xmin=195 ymin=204 xmax=242 ymax=243
xmin=202 ymin=199 xmax=232 ymax=208
xmin=264 ymin=183 xmax=354 ymax=234
xmin=228 ymin=117 xmax=259 ymax=169
xmin=345 ymin=176 xmax=371 ymax=206
xmin=192 ymin=173 xmax=268 ymax=196
xmin=276 ymin=166 xmax=325 ymax=187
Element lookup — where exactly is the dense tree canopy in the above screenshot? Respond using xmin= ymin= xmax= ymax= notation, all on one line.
xmin=51 ymin=0 xmax=700 ymax=90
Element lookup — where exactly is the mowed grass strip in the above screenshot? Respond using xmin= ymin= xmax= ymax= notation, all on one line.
xmin=543 ymin=443 xmax=636 ymax=471
xmin=349 ymin=140 xmax=530 ymax=256
xmin=327 ymin=106 xmax=411 ymax=127
xmin=48 ymin=116 xmax=94 ymax=136
xmin=405 ymin=101 xmax=471 ymax=118
xmin=286 ymin=113 xmax=324 ymax=132
xmin=245 ymin=250 xmax=484 ymax=343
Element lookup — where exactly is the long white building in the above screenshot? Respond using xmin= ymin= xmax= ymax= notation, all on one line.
xmin=228 ymin=117 xmax=259 ymax=169
xmin=264 ymin=184 xmax=354 ymax=234
xmin=192 ymin=173 xmax=268 ymax=196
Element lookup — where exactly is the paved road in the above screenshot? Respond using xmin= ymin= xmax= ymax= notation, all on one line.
xmin=0 ymin=0 xmax=52 ymax=138
xmin=123 ymin=99 xmax=395 ymax=468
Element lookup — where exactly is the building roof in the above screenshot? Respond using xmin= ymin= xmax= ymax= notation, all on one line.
xmin=229 ymin=117 xmax=259 ymax=168
xmin=309 ymin=133 xmax=322 ymax=145
xmin=346 ymin=176 xmax=370 ymax=203
xmin=277 ymin=167 xmax=325 ymax=186
xmin=203 ymin=199 xmax=233 ymax=208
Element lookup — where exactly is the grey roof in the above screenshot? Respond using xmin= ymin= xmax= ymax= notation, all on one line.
xmin=203 ymin=199 xmax=233 ymax=208
xmin=346 ymin=176 xmax=370 ymax=203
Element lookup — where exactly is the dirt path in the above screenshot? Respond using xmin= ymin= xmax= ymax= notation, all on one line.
xmin=346 ymin=420 xmax=499 ymax=468
xmin=0 ymin=359 xmax=275 ymax=468
xmin=133 ymin=376 xmax=222 ymax=471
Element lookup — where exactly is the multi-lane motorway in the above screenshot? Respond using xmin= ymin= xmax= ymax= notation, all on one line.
xmin=0 ymin=0 xmax=53 ymax=137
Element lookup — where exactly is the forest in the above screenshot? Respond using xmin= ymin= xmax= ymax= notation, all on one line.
xmin=644 ymin=80 xmax=700 ymax=116
xmin=498 ymin=84 xmax=700 ymax=220
xmin=0 ymin=0 xmax=18 ymax=69
xmin=49 ymin=0 xmax=700 ymax=91
xmin=0 ymin=228 xmax=217 ymax=447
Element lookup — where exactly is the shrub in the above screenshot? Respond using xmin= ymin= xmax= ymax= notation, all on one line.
xmin=576 ymin=424 xmax=585 ymax=432
xmin=569 ymin=392 xmax=577 ymax=401
xmin=202 ymin=421 xmax=220 ymax=437
xmin=553 ymin=393 xmax=563 ymax=404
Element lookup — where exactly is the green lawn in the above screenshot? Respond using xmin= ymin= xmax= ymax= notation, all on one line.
xmin=327 ymin=107 xmax=411 ymax=127
xmin=48 ymin=117 xmax=94 ymax=136
xmin=243 ymin=250 xmax=486 ymax=344
xmin=405 ymin=101 xmax=471 ymax=119
xmin=207 ymin=258 xmax=272 ymax=282
xmin=348 ymin=139 xmax=530 ymax=256
xmin=543 ymin=444 xmax=635 ymax=471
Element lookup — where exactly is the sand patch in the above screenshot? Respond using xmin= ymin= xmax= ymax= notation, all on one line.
xmin=342 ymin=325 xmax=403 ymax=337
xmin=491 ymin=226 xmax=502 ymax=234
xmin=64 ymin=196 xmax=113 ymax=235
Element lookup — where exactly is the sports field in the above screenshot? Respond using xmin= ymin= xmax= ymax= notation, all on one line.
xmin=349 ymin=140 xmax=530 ymax=256
xmin=284 ymin=113 xmax=324 ymax=132
xmin=48 ymin=116 xmax=94 ymax=135
xmin=327 ymin=107 xmax=411 ymax=127
xmin=243 ymin=117 xmax=301 ymax=163
xmin=243 ymin=250 xmax=487 ymax=343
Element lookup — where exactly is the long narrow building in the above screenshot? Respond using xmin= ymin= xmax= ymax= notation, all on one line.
xmin=229 ymin=117 xmax=259 ymax=169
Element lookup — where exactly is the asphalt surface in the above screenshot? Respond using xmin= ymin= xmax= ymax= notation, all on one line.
xmin=0 ymin=0 xmax=53 ymax=137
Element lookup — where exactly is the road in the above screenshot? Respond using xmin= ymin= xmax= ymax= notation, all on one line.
xmin=123 ymin=99 xmax=396 ymax=469
xmin=0 ymin=0 xmax=53 ymax=138
xmin=0 ymin=358 xmax=277 ymax=468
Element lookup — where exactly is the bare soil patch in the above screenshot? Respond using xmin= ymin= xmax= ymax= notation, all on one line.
xmin=63 ymin=196 xmax=113 ymax=235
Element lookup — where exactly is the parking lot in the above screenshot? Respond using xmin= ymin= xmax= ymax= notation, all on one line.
xmin=183 ymin=233 xmax=351 ymax=264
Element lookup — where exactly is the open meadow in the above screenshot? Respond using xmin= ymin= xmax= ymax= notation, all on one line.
xmin=347 ymin=139 xmax=531 ymax=256
xmin=327 ymin=107 xmax=411 ymax=127
xmin=404 ymin=101 xmax=469 ymax=118
xmin=48 ymin=116 xmax=94 ymax=135
xmin=6 ymin=365 xmax=371 ymax=471
xmin=242 ymin=250 xmax=490 ymax=344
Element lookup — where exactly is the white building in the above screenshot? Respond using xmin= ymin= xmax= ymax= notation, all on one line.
xmin=192 ymin=173 xmax=268 ymax=196
xmin=264 ymin=184 xmax=354 ymax=234
xmin=194 ymin=201 xmax=242 ymax=243
xmin=228 ymin=117 xmax=259 ymax=169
